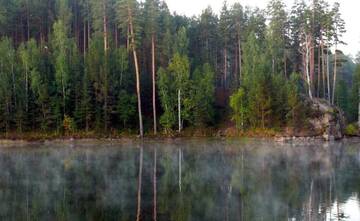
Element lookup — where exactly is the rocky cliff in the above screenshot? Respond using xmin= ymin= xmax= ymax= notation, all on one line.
xmin=307 ymin=99 xmax=345 ymax=141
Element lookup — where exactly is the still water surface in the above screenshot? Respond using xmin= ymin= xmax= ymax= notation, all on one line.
xmin=0 ymin=138 xmax=359 ymax=221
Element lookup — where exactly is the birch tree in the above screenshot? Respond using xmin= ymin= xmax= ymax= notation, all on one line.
xmin=168 ymin=53 xmax=190 ymax=133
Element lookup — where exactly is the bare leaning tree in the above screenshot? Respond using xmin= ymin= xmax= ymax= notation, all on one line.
xmin=300 ymin=29 xmax=314 ymax=100
xmin=118 ymin=0 xmax=144 ymax=137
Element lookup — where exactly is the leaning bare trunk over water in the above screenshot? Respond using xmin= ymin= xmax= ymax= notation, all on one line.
xmin=128 ymin=6 xmax=144 ymax=137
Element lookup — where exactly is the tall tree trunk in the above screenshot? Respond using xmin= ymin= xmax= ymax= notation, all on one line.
xmin=224 ymin=48 xmax=227 ymax=89
xmin=25 ymin=63 xmax=28 ymax=112
xmin=234 ymin=41 xmax=238 ymax=87
xmin=358 ymin=87 xmax=360 ymax=128
xmin=128 ymin=6 xmax=144 ymax=137
xmin=153 ymin=148 xmax=157 ymax=221
xmin=87 ymin=20 xmax=90 ymax=48
xmin=103 ymin=0 xmax=108 ymax=131
xmin=115 ymin=25 xmax=118 ymax=48
xmin=178 ymin=89 xmax=181 ymax=133
xmin=83 ymin=22 xmax=86 ymax=55
xmin=326 ymin=47 xmax=331 ymax=102
xmin=305 ymin=34 xmax=313 ymax=100
xmin=62 ymin=76 xmax=66 ymax=115
xmin=152 ymin=34 xmax=157 ymax=135
xmin=321 ymin=40 xmax=326 ymax=98
xmin=284 ymin=52 xmax=287 ymax=78
xmin=136 ymin=147 xmax=143 ymax=221
xmin=317 ymin=47 xmax=321 ymax=97
xmin=127 ymin=25 xmax=130 ymax=50
xmin=238 ymin=36 xmax=242 ymax=85
xmin=310 ymin=38 xmax=315 ymax=97
xmin=102 ymin=0 xmax=108 ymax=53
xmin=332 ymin=46 xmax=337 ymax=105
xmin=26 ymin=0 xmax=30 ymax=41
xmin=12 ymin=64 xmax=16 ymax=111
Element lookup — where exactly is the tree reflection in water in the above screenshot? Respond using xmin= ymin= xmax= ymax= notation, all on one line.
xmin=0 ymin=139 xmax=359 ymax=220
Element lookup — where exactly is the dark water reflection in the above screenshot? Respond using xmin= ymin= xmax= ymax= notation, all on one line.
xmin=0 ymin=139 xmax=359 ymax=221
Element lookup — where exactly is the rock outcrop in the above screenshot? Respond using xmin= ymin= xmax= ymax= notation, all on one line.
xmin=307 ymin=98 xmax=345 ymax=141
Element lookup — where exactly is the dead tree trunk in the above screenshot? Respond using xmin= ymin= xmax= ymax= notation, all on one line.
xmin=152 ymin=34 xmax=157 ymax=135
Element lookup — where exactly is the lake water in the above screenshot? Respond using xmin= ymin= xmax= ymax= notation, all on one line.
xmin=0 ymin=138 xmax=359 ymax=221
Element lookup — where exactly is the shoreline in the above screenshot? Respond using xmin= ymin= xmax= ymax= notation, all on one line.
xmin=0 ymin=130 xmax=358 ymax=145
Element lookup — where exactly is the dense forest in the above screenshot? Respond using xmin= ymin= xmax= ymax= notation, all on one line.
xmin=0 ymin=0 xmax=359 ymax=137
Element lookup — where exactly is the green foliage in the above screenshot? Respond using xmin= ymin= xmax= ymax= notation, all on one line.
xmin=230 ymin=88 xmax=247 ymax=130
xmin=117 ymin=90 xmax=137 ymax=128
xmin=52 ymin=20 xmax=71 ymax=114
xmin=168 ymin=53 xmax=190 ymax=93
xmin=0 ymin=0 xmax=352 ymax=136
xmin=188 ymin=63 xmax=216 ymax=126
xmin=348 ymin=65 xmax=360 ymax=123
xmin=63 ymin=115 xmax=76 ymax=134
xmin=345 ymin=123 xmax=358 ymax=136
xmin=157 ymin=67 xmax=176 ymax=132
xmin=0 ymin=38 xmax=15 ymax=131
xmin=230 ymin=36 xmax=307 ymax=131
xmin=286 ymin=73 xmax=308 ymax=128
xmin=173 ymin=27 xmax=189 ymax=56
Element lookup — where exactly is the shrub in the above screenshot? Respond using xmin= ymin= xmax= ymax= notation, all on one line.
xmin=345 ymin=124 xmax=359 ymax=136
xmin=63 ymin=115 xmax=76 ymax=135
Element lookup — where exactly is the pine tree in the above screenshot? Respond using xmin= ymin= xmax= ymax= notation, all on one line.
xmin=117 ymin=0 xmax=144 ymax=137
xmin=219 ymin=2 xmax=231 ymax=89
xmin=0 ymin=38 xmax=15 ymax=132
xmin=266 ymin=0 xmax=289 ymax=76
xmin=189 ymin=63 xmax=216 ymax=126
xmin=331 ymin=2 xmax=346 ymax=104
xmin=230 ymin=3 xmax=244 ymax=86
xmin=144 ymin=0 xmax=160 ymax=134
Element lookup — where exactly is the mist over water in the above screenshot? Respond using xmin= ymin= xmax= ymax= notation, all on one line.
xmin=0 ymin=139 xmax=359 ymax=220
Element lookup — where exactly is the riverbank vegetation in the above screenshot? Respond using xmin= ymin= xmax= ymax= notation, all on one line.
xmin=0 ymin=0 xmax=359 ymax=138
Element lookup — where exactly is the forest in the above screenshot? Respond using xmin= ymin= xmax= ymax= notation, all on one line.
xmin=0 ymin=0 xmax=359 ymax=137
